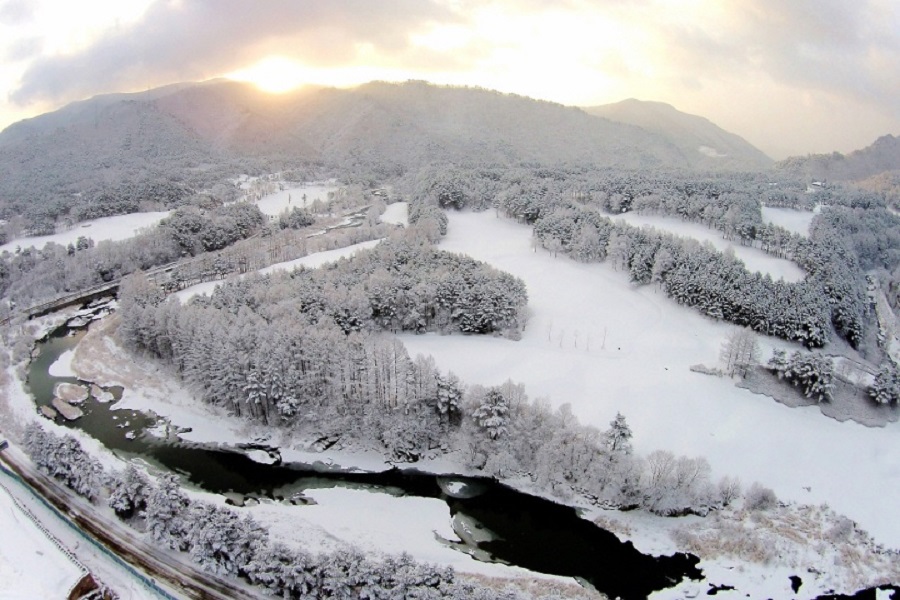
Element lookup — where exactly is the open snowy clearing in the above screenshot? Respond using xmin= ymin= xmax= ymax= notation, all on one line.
xmin=0 ymin=211 xmax=169 ymax=255
xmin=251 ymin=184 xmax=336 ymax=217
xmin=0 ymin=481 xmax=86 ymax=600
xmin=612 ymin=212 xmax=806 ymax=282
xmin=174 ymin=239 xmax=382 ymax=302
xmin=245 ymin=487 xmax=569 ymax=583
xmin=379 ymin=202 xmax=409 ymax=226
xmin=761 ymin=205 xmax=817 ymax=236
xmin=401 ymin=210 xmax=900 ymax=548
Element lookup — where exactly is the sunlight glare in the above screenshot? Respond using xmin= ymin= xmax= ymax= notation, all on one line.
xmin=228 ymin=56 xmax=306 ymax=94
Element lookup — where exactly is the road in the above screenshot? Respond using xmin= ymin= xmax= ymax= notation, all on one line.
xmin=0 ymin=444 xmax=262 ymax=600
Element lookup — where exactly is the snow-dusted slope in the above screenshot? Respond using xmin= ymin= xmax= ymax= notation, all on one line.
xmin=400 ymin=211 xmax=900 ymax=548
xmin=585 ymin=99 xmax=772 ymax=171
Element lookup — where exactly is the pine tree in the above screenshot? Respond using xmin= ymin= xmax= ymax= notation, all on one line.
xmin=605 ymin=412 xmax=633 ymax=454
xmin=869 ymin=362 xmax=900 ymax=405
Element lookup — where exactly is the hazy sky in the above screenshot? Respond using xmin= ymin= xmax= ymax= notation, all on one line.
xmin=1 ymin=0 xmax=898 ymax=159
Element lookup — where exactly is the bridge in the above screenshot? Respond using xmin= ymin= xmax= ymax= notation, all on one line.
xmin=0 ymin=261 xmax=178 ymax=327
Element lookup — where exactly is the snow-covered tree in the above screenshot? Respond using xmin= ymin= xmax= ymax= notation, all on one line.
xmin=108 ymin=464 xmax=150 ymax=519
xmin=720 ymin=328 xmax=760 ymax=377
xmin=769 ymin=350 xmax=834 ymax=402
xmin=869 ymin=362 xmax=900 ymax=405
xmin=472 ymin=388 xmax=510 ymax=440
xmin=143 ymin=474 xmax=192 ymax=551
xmin=605 ymin=412 xmax=633 ymax=454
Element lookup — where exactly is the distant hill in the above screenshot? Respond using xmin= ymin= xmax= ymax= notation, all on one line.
xmin=584 ymin=99 xmax=772 ymax=171
xmin=0 ymin=80 xmax=771 ymax=226
xmin=776 ymin=134 xmax=900 ymax=182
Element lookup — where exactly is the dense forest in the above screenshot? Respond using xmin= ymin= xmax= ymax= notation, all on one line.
xmin=406 ymin=166 xmax=900 ymax=355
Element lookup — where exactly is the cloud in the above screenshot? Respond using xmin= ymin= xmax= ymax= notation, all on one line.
xmin=655 ymin=0 xmax=900 ymax=118
xmin=10 ymin=0 xmax=457 ymax=106
xmin=0 ymin=0 xmax=34 ymax=24
xmin=5 ymin=37 xmax=41 ymax=62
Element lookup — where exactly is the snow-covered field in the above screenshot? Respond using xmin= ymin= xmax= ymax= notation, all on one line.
xmin=0 ymin=211 xmax=169 ymax=255
xmin=246 ymin=487 xmax=565 ymax=582
xmin=401 ymin=211 xmax=900 ymax=549
xmin=613 ymin=212 xmax=806 ymax=282
xmin=761 ymin=205 xmax=817 ymax=236
xmin=0 ymin=480 xmax=86 ymax=599
xmin=379 ymin=202 xmax=409 ymax=226
xmin=252 ymin=184 xmax=336 ymax=216
xmin=174 ymin=239 xmax=382 ymax=302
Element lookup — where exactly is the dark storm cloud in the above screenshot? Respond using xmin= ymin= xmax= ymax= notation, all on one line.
xmin=10 ymin=0 xmax=457 ymax=105
xmin=660 ymin=0 xmax=900 ymax=117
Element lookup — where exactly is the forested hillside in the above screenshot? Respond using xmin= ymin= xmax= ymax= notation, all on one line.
xmin=776 ymin=134 xmax=900 ymax=183
xmin=585 ymin=99 xmax=772 ymax=171
xmin=0 ymin=79 xmax=772 ymax=235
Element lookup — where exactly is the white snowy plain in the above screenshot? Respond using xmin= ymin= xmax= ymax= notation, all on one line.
xmin=612 ymin=212 xmax=806 ymax=282
xmin=251 ymin=184 xmax=335 ymax=216
xmin=400 ymin=210 xmax=900 ymax=549
xmin=0 ymin=211 xmax=169 ymax=255
xmin=761 ymin=205 xmax=817 ymax=236
xmin=379 ymin=202 xmax=409 ymax=227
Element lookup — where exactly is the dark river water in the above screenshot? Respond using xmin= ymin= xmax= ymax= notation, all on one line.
xmin=30 ymin=322 xmax=706 ymax=599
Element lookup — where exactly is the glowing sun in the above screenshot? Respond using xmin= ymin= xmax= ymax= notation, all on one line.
xmin=227 ymin=56 xmax=306 ymax=94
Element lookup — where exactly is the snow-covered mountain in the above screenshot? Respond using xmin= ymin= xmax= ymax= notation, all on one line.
xmin=0 ymin=80 xmax=772 ymax=222
xmin=776 ymin=133 xmax=900 ymax=182
xmin=584 ymin=98 xmax=773 ymax=171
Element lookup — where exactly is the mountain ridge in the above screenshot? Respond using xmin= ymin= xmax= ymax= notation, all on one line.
xmin=584 ymin=98 xmax=773 ymax=171
xmin=0 ymin=79 xmax=774 ymax=225
xmin=776 ymin=134 xmax=900 ymax=182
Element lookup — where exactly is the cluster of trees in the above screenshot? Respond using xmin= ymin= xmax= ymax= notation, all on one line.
xmin=407 ymin=168 xmax=900 ymax=348
xmin=1 ymin=199 xmax=328 ymax=308
xmin=118 ymin=235 xmax=526 ymax=437
xmin=121 ymin=260 xmax=734 ymax=517
xmin=22 ymin=425 xmax=525 ymax=599
xmin=768 ymin=350 xmax=835 ymax=402
xmin=530 ymin=204 xmax=832 ymax=347
xmin=0 ymin=203 xmax=267 ymax=308
xmin=23 ymin=422 xmax=104 ymax=501
xmin=869 ymin=362 xmax=900 ymax=405
xmin=158 ymin=203 xmax=265 ymax=255
xmin=278 ymin=206 xmax=315 ymax=230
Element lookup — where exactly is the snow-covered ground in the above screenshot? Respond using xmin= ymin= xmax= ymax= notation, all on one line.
xmin=401 ymin=210 xmax=900 ymax=549
xmin=245 ymin=487 xmax=567 ymax=583
xmin=0 ymin=479 xmax=86 ymax=599
xmin=48 ymin=349 xmax=77 ymax=377
xmin=761 ymin=206 xmax=817 ymax=236
xmin=379 ymin=202 xmax=409 ymax=226
xmin=174 ymin=239 xmax=382 ymax=302
xmin=613 ymin=212 xmax=806 ymax=282
xmin=252 ymin=184 xmax=336 ymax=216
xmin=0 ymin=211 xmax=169 ymax=255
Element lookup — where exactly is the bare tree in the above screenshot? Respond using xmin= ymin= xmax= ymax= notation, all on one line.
xmin=720 ymin=328 xmax=760 ymax=377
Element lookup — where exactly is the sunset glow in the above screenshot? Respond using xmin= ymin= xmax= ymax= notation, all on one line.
xmin=0 ymin=0 xmax=898 ymax=158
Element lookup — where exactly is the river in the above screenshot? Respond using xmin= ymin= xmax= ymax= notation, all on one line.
xmin=30 ymin=318 xmax=705 ymax=599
